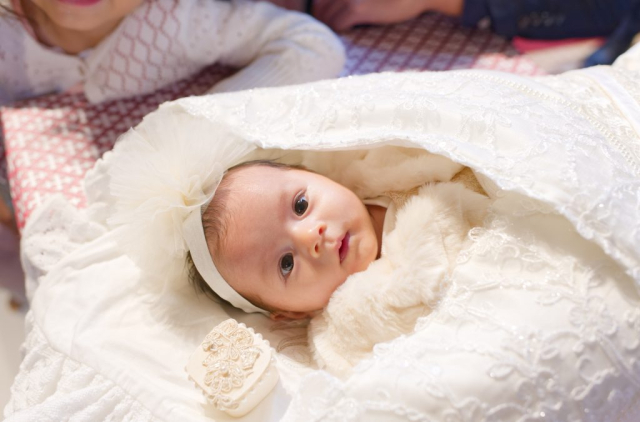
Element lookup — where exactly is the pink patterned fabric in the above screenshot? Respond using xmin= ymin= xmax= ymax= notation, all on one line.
xmin=0 ymin=14 xmax=544 ymax=230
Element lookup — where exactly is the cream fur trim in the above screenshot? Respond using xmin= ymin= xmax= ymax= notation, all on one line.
xmin=309 ymin=182 xmax=491 ymax=376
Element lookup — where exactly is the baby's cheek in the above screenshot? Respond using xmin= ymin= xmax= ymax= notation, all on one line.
xmin=357 ymin=239 xmax=378 ymax=271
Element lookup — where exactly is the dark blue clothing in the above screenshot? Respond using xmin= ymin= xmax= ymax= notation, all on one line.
xmin=462 ymin=0 xmax=640 ymax=40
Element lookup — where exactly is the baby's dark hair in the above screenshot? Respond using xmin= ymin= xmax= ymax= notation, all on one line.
xmin=186 ymin=159 xmax=306 ymax=310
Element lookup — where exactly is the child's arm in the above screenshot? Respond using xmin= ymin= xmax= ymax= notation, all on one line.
xmin=183 ymin=0 xmax=345 ymax=93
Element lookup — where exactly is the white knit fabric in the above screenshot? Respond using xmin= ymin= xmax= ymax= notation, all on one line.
xmin=0 ymin=0 xmax=345 ymax=105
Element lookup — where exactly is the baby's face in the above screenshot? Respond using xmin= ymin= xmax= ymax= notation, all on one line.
xmin=214 ymin=166 xmax=379 ymax=316
xmin=31 ymin=0 xmax=145 ymax=33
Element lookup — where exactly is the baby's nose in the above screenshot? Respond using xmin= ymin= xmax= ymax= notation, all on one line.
xmin=299 ymin=222 xmax=326 ymax=258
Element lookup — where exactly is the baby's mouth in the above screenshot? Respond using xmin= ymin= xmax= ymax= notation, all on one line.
xmin=338 ymin=232 xmax=350 ymax=263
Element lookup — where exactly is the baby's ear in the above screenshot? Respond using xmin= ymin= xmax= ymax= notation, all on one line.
xmin=269 ymin=311 xmax=314 ymax=321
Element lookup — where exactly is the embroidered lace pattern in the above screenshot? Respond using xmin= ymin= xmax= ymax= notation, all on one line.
xmin=176 ymin=66 xmax=640 ymax=284
xmin=200 ymin=319 xmax=262 ymax=410
xmin=282 ymin=203 xmax=640 ymax=421
xmin=4 ymin=313 xmax=155 ymax=421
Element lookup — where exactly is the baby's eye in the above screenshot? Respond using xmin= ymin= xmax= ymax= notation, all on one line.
xmin=280 ymin=253 xmax=294 ymax=277
xmin=294 ymin=193 xmax=308 ymax=216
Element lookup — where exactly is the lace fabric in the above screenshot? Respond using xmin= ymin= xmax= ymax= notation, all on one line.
xmin=169 ymin=62 xmax=640 ymax=286
xmin=5 ymin=313 xmax=156 ymax=421
xmin=170 ymin=60 xmax=639 ymax=420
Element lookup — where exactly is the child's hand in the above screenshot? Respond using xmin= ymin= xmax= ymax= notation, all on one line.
xmin=312 ymin=0 xmax=461 ymax=31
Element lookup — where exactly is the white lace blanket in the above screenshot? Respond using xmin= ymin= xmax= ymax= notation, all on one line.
xmin=6 ymin=46 xmax=640 ymax=421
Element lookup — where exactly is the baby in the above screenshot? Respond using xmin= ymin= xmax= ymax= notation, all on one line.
xmin=188 ymin=157 xmax=491 ymax=373
xmin=191 ymin=160 xmax=387 ymax=320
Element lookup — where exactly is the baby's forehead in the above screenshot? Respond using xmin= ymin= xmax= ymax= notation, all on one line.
xmin=224 ymin=165 xmax=312 ymax=198
xmin=221 ymin=166 xmax=292 ymax=229
xmin=226 ymin=164 xmax=290 ymax=186
xmin=217 ymin=179 xmax=279 ymax=274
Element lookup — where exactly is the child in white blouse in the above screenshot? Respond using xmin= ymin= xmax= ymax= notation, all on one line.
xmin=0 ymin=0 xmax=345 ymax=105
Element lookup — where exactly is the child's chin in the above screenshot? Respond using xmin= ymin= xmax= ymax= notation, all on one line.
xmin=53 ymin=17 xmax=104 ymax=32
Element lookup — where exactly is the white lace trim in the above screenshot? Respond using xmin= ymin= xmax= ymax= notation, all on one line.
xmin=4 ymin=313 xmax=156 ymax=421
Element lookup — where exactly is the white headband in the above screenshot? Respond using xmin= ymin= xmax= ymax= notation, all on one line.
xmin=106 ymin=118 xmax=266 ymax=316
xmin=182 ymin=201 xmax=268 ymax=315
